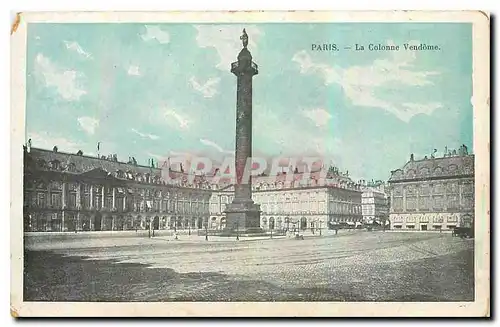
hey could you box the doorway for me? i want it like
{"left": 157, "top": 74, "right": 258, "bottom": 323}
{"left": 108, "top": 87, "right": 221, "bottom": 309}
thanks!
{"left": 94, "top": 213, "right": 102, "bottom": 231}
{"left": 300, "top": 217, "right": 307, "bottom": 230}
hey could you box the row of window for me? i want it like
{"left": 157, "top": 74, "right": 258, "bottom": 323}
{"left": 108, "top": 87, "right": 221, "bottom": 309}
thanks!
{"left": 24, "top": 191, "right": 210, "bottom": 213}
{"left": 24, "top": 214, "right": 213, "bottom": 232}
{"left": 392, "top": 215, "right": 460, "bottom": 223}
{"left": 213, "top": 192, "right": 358, "bottom": 204}
{"left": 25, "top": 182, "right": 208, "bottom": 202}
{"left": 392, "top": 181, "right": 474, "bottom": 196}
{"left": 392, "top": 194, "right": 474, "bottom": 212}
{"left": 208, "top": 201, "right": 361, "bottom": 215}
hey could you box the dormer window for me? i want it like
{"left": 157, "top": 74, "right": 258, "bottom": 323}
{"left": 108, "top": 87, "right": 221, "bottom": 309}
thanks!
{"left": 50, "top": 160, "right": 60, "bottom": 170}
{"left": 66, "top": 163, "right": 76, "bottom": 172}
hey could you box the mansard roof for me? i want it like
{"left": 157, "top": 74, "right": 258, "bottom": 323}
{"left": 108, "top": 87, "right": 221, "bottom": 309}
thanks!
{"left": 389, "top": 154, "right": 474, "bottom": 182}
{"left": 26, "top": 147, "right": 162, "bottom": 177}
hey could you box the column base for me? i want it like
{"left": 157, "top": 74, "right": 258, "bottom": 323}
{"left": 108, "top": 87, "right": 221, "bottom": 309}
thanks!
{"left": 224, "top": 200, "right": 262, "bottom": 234}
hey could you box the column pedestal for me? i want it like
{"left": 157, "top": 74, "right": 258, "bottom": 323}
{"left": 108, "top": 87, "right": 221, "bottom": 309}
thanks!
{"left": 224, "top": 201, "right": 263, "bottom": 235}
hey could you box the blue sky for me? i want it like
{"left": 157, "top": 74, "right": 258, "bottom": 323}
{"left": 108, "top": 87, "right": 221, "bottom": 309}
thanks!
{"left": 25, "top": 23, "right": 473, "bottom": 181}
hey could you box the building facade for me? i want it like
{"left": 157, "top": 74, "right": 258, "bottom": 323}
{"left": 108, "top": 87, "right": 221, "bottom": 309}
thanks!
{"left": 23, "top": 146, "right": 364, "bottom": 233}
{"left": 361, "top": 187, "right": 389, "bottom": 224}
{"left": 23, "top": 147, "right": 212, "bottom": 232}
{"left": 209, "top": 174, "right": 363, "bottom": 231}
{"left": 388, "top": 150, "right": 474, "bottom": 231}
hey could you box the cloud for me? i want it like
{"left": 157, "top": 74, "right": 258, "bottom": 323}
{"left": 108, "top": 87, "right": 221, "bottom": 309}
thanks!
{"left": 27, "top": 131, "right": 81, "bottom": 153}
{"left": 141, "top": 25, "right": 170, "bottom": 44}
{"left": 127, "top": 65, "right": 141, "bottom": 76}
{"left": 194, "top": 25, "right": 263, "bottom": 70}
{"left": 63, "top": 40, "right": 92, "bottom": 59}
{"left": 200, "top": 138, "right": 234, "bottom": 154}
{"left": 131, "top": 128, "right": 159, "bottom": 140}
{"left": 301, "top": 108, "right": 332, "bottom": 127}
{"left": 163, "top": 108, "right": 190, "bottom": 130}
{"left": 34, "top": 53, "right": 87, "bottom": 101}
{"left": 77, "top": 116, "right": 99, "bottom": 135}
{"left": 254, "top": 107, "right": 342, "bottom": 160}
{"left": 292, "top": 40, "right": 442, "bottom": 122}
{"left": 168, "top": 151, "right": 194, "bottom": 158}
{"left": 189, "top": 76, "right": 220, "bottom": 98}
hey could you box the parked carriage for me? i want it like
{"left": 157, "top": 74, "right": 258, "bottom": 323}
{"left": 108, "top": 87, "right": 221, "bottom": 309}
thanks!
{"left": 452, "top": 227, "right": 473, "bottom": 238}
{"left": 452, "top": 214, "right": 474, "bottom": 238}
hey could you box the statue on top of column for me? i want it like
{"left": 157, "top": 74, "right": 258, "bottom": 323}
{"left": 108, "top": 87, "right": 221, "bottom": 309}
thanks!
{"left": 240, "top": 28, "right": 249, "bottom": 48}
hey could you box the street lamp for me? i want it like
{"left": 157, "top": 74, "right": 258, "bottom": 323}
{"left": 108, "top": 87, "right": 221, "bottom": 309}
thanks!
{"left": 205, "top": 220, "right": 209, "bottom": 241}
{"left": 147, "top": 218, "right": 151, "bottom": 238}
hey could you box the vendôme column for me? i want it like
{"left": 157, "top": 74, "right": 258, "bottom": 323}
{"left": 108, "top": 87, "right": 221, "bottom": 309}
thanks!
{"left": 224, "top": 29, "right": 262, "bottom": 234}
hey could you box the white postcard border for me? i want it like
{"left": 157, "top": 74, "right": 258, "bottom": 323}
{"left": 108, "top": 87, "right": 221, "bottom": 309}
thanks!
{"left": 10, "top": 10, "right": 490, "bottom": 317}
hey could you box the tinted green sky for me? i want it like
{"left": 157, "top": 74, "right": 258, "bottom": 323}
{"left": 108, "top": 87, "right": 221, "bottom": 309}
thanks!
{"left": 26, "top": 23, "right": 473, "bottom": 180}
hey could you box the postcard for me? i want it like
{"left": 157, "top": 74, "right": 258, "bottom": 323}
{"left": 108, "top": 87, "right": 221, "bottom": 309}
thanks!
{"left": 11, "top": 11, "right": 490, "bottom": 317}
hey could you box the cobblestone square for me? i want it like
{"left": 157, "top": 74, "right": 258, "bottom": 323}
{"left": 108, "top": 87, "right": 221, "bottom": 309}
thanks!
{"left": 24, "top": 231, "right": 474, "bottom": 302}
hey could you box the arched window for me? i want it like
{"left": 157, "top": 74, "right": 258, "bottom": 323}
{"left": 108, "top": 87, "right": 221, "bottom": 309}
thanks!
{"left": 284, "top": 217, "right": 290, "bottom": 229}
{"left": 66, "top": 162, "right": 77, "bottom": 172}
{"left": 50, "top": 160, "right": 60, "bottom": 170}
{"left": 269, "top": 217, "right": 275, "bottom": 230}
{"left": 300, "top": 217, "right": 307, "bottom": 230}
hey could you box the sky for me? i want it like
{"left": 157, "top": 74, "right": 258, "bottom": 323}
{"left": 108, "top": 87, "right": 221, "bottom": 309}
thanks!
{"left": 25, "top": 23, "right": 473, "bottom": 181}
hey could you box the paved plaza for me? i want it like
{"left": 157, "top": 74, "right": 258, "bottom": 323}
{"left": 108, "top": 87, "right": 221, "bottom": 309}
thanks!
{"left": 24, "top": 231, "right": 474, "bottom": 302}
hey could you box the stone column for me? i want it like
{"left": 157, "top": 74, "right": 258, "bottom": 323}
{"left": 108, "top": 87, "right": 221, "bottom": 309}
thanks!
{"left": 402, "top": 187, "right": 406, "bottom": 212}
{"left": 101, "top": 186, "right": 105, "bottom": 209}
{"left": 224, "top": 29, "right": 262, "bottom": 233}
{"left": 62, "top": 182, "right": 67, "bottom": 209}
{"left": 90, "top": 185, "right": 94, "bottom": 209}
{"left": 76, "top": 212, "right": 80, "bottom": 231}
{"left": 61, "top": 211, "right": 65, "bottom": 232}
{"left": 76, "top": 183, "right": 82, "bottom": 209}
{"left": 112, "top": 187, "right": 116, "bottom": 210}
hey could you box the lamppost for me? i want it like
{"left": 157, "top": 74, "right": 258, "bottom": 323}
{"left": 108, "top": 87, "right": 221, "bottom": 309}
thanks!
{"left": 189, "top": 219, "right": 191, "bottom": 236}
{"left": 148, "top": 218, "right": 151, "bottom": 238}
{"left": 236, "top": 221, "right": 240, "bottom": 241}
{"left": 205, "top": 220, "right": 209, "bottom": 241}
